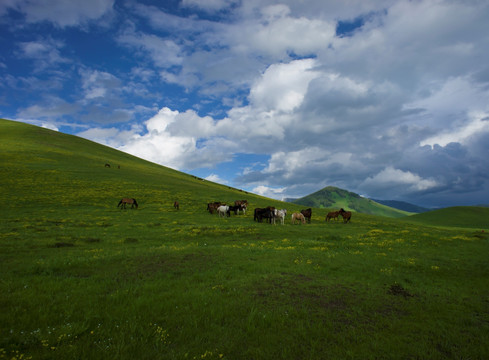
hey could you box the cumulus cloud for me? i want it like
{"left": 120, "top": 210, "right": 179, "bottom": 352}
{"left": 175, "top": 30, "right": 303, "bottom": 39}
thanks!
{"left": 205, "top": 173, "right": 229, "bottom": 184}
{"left": 362, "top": 167, "right": 439, "bottom": 194}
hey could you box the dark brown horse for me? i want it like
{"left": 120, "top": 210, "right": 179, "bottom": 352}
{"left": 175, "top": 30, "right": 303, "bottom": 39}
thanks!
{"left": 326, "top": 211, "right": 340, "bottom": 222}
{"left": 174, "top": 201, "right": 179, "bottom": 210}
{"left": 105, "top": 163, "right": 111, "bottom": 168}
{"left": 300, "top": 208, "right": 312, "bottom": 223}
{"left": 207, "top": 202, "right": 223, "bottom": 214}
{"left": 339, "top": 208, "right": 351, "bottom": 223}
{"left": 118, "top": 198, "right": 138, "bottom": 209}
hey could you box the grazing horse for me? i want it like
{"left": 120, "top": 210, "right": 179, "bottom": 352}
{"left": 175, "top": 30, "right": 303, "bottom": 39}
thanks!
{"left": 291, "top": 212, "right": 306, "bottom": 224}
{"left": 274, "top": 209, "right": 287, "bottom": 225}
{"left": 300, "top": 208, "right": 312, "bottom": 223}
{"left": 339, "top": 208, "right": 352, "bottom": 223}
{"left": 207, "top": 202, "right": 222, "bottom": 214}
{"left": 217, "top": 205, "right": 231, "bottom": 217}
{"left": 326, "top": 211, "right": 340, "bottom": 222}
{"left": 118, "top": 198, "right": 138, "bottom": 209}
{"left": 234, "top": 200, "right": 248, "bottom": 214}
{"left": 105, "top": 163, "right": 111, "bottom": 168}
{"left": 174, "top": 201, "right": 179, "bottom": 210}
{"left": 254, "top": 207, "right": 275, "bottom": 223}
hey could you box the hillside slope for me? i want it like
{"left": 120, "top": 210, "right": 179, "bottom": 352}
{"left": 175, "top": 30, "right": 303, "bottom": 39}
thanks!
{"left": 0, "top": 119, "right": 276, "bottom": 212}
{"left": 290, "top": 186, "right": 411, "bottom": 218}
{"left": 400, "top": 206, "right": 489, "bottom": 229}
{"left": 371, "top": 199, "right": 430, "bottom": 213}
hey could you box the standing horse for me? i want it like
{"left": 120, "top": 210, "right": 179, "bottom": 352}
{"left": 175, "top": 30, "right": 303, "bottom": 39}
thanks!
{"left": 274, "top": 209, "right": 287, "bottom": 225}
{"left": 339, "top": 208, "right": 352, "bottom": 223}
{"left": 254, "top": 207, "right": 275, "bottom": 223}
{"left": 217, "top": 205, "right": 231, "bottom": 217}
{"left": 326, "top": 211, "right": 340, "bottom": 222}
{"left": 291, "top": 212, "right": 306, "bottom": 224}
{"left": 300, "top": 208, "right": 312, "bottom": 223}
{"left": 174, "top": 201, "right": 179, "bottom": 210}
{"left": 118, "top": 198, "right": 138, "bottom": 209}
{"left": 207, "top": 202, "right": 222, "bottom": 214}
{"left": 105, "top": 163, "right": 111, "bottom": 168}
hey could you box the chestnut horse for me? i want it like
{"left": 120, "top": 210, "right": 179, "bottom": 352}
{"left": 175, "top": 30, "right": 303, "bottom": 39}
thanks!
{"left": 326, "top": 211, "right": 340, "bottom": 222}
{"left": 339, "top": 208, "right": 352, "bottom": 223}
{"left": 118, "top": 198, "right": 138, "bottom": 209}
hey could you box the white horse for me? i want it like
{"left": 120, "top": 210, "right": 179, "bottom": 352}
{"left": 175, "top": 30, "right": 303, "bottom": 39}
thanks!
{"left": 274, "top": 209, "right": 287, "bottom": 225}
{"left": 217, "top": 205, "right": 230, "bottom": 217}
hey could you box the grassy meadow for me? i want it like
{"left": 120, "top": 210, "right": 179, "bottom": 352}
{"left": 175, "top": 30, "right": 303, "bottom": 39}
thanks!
{"left": 1, "top": 119, "right": 489, "bottom": 359}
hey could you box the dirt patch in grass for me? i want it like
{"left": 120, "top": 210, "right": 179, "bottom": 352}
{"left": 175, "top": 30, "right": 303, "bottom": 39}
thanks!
{"left": 123, "top": 252, "right": 216, "bottom": 280}
{"left": 387, "top": 283, "right": 414, "bottom": 298}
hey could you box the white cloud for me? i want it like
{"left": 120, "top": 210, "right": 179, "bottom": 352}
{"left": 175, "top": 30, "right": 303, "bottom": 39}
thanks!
{"left": 251, "top": 185, "right": 286, "bottom": 200}
{"left": 249, "top": 58, "right": 319, "bottom": 112}
{"left": 362, "top": 167, "right": 439, "bottom": 193}
{"left": 80, "top": 69, "right": 121, "bottom": 100}
{"left": 421, "top": 111, "right": 489, "bottom": 147}
{"left": 205, "top": 173, "right": 228, "bottom": 184}
{"left": 117, "top": 29, "right": 183, "bottom": 68}
{"left": 4, "top": 0, "right": 114, "bottom": 27}
{"left": 17, "top": 38, "right": 69, "bottom": 70}
{"left": 181, "top": 0, "right": 237, "bottom": 13}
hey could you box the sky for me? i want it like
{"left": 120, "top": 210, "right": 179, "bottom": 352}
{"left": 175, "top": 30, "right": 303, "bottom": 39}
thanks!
{"left": 1, "top": 0, "right": 489, "bottom": 208}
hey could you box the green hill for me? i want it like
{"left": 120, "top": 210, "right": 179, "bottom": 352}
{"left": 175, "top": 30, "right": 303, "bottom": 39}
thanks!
{"left": 290, "top": 186, "right": 411, "bottom": 218}
{"left": 0, "top": 118, "right": 278, "bottom": 212}
{"left": 400, "top": 206, "right": 489, "bottom": 229}
{"left": 2, "top": 118, "right": 489, "bottom": 359}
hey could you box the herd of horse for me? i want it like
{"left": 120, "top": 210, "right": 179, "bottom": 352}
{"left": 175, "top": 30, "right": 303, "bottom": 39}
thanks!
{"left": 117, "top": 197, "right": 352, "bottom": 224}
{"left": 207, "top": 200, "right": 352, "bottom": 224}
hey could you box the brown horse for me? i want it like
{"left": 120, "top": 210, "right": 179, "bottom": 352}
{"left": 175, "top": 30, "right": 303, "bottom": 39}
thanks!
{"left": 105, "top": 163, "right": 111, "bottom": 168}
{"left": 326, "top": 211, "right": 340, "bottom": 222}
{"left": 174, "top": 201, "right": 179, "bottom": 210}
{"left": 207, "top": 202, "right": 223, "bottom": 214}
{"left": 339, "top": 208, "right": 351, "bottom": 223}
{"left": 291, "top": 212, "right": 306, "bottom": 224}
{"left": 300, "top": 208, "right": 312, "bottom": 223}
{"left": 118, "top": 198, "right": 138, "bottom": 209}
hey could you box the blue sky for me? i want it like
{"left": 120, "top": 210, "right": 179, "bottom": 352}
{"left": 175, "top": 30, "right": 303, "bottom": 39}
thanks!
{"left": 1, "top": 0, "right": 489, "bottom": 208}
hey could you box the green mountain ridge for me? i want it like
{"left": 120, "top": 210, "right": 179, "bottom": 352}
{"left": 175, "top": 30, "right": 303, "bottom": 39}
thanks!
{"left": 289, "top": 186, "right": 412, "bottom": 218}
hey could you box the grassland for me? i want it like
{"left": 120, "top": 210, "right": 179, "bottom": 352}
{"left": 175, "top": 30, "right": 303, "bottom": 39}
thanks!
{"left": 1, "top": 119, "right": 489, "bottom": 359}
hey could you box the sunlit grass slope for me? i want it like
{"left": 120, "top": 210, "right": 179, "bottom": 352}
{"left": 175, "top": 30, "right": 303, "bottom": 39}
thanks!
{"left": 0, "top": 118, "right": 272, "bottom": 212}
{"left": 1, "top": 118, "right": 489, "bottom": 360}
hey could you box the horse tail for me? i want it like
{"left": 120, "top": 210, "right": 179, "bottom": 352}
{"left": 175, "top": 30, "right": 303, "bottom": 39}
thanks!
{"left": 133, "top": 198, "right": 138, "bottom": 208}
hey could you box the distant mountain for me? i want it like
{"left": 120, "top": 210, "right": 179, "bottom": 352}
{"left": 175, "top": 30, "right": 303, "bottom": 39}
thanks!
{"left": 287, "top": 186, "right": 411, "bottom": 218}
{"left": 371, "top": 199, "right": 430, "bottom": 213}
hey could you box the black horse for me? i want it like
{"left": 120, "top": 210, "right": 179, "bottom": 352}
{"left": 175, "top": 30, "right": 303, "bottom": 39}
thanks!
{"left": 300, "top": 208, "right": 312, "bottom": 223}
{"left": 254, "top": 207, "right": 275, "bottom": 223}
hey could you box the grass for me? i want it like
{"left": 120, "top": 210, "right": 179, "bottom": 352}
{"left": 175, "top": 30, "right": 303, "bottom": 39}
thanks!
{"left": 1, "top": 119, "right": 489, "bottom": 359}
